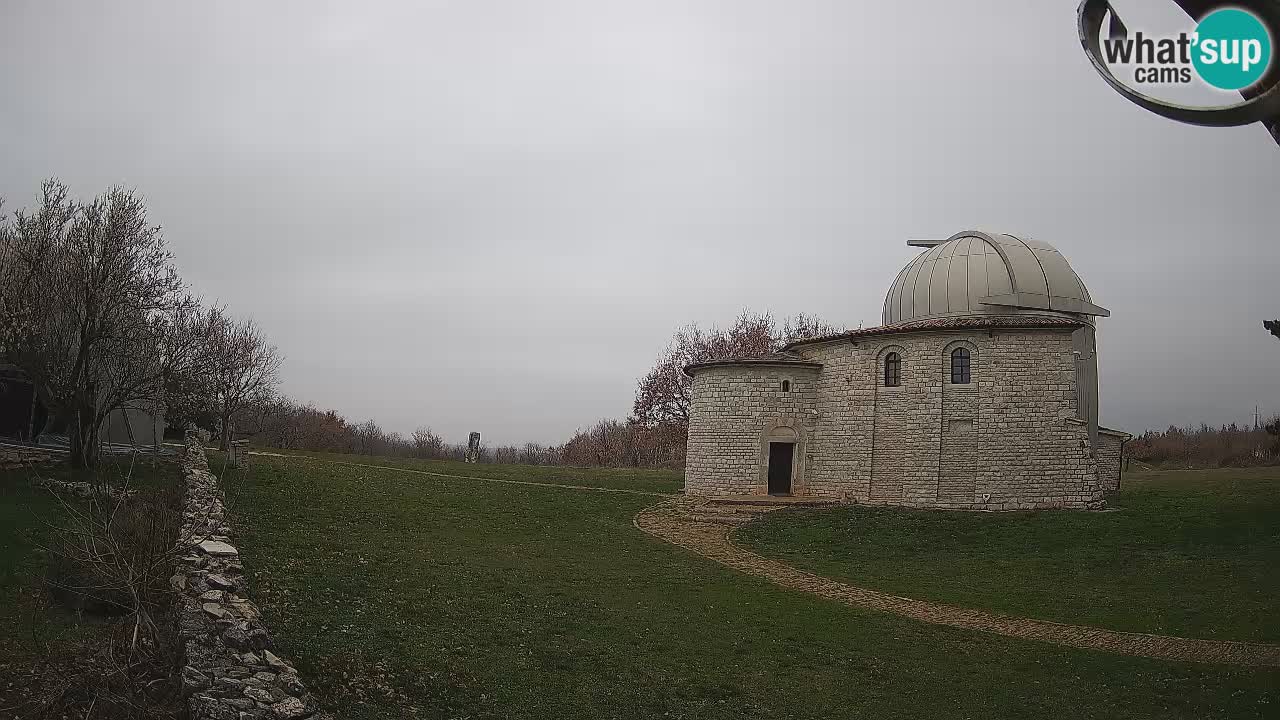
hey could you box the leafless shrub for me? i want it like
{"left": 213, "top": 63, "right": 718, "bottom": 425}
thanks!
{"left": 20, "top": 459, "right": 188, "bottom": 718}
{"left": 1127, "top": 420, "right": 1280, "bottom": 468}
{"left": 411, "top": 426, "right": 446, "bottom": 459}
{"left": 560, "top": 418, "right": 685, "bottom": 468}
{"left": 518, "top": 443, "right": 556, "bottom": 465}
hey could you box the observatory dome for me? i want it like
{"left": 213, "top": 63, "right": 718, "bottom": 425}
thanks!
{"left": 882, "top": 230, "right": 1108, "bottom": 326}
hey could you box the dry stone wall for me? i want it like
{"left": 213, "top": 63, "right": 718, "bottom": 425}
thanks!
{"left": 173, "top": 432, "right": 331, "bottom": 720}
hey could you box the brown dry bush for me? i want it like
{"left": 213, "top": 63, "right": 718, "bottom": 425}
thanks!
{"left": 1127, "top": 421, "right": 1280, "bottom": 469}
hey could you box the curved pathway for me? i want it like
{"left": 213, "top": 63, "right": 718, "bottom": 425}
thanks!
{"left": 259, "top": 452, "right": 1279, "bottom": 667}
{"left": 634, "top": 498, "right": 1280, "bottom": 668}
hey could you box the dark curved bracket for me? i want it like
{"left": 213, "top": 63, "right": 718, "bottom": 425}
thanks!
{"left": 1077, "top": 0, "right": 1280, "bottom": 143}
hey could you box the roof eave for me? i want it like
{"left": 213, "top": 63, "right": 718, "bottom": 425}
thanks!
{"left": 782, "top": 316, "right": 1087, "bottom": 352}
{"left": 683, "top": 359, "right": 824, "bottom": 378}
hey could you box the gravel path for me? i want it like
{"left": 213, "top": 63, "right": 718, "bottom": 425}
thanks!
{"left": 268, "top": 453, "right": 1280, "bottom": 667}
{"left": 634, "top": 499, "right": 1280, "bottom": 668}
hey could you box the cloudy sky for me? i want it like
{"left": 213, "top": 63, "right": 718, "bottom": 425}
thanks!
{"left": 2, "top": 0, "right": 1277, "bottom": 444}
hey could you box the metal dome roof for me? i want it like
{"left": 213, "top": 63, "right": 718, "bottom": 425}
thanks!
{"left": 882, "top": 230, "right": 1109, "bottom": 326}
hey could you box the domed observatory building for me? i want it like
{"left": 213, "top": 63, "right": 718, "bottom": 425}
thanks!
{"left": 684, "top": 231, "right": 1128, "bottom": 510}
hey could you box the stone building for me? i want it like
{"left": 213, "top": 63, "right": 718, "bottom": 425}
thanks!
{"left": 684, "top": 230, "right": 1129, "bottom": 510}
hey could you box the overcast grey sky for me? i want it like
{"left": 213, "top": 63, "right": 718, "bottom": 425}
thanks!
{"left": 2, "top": 0, "right": 1277, "bottom": 445}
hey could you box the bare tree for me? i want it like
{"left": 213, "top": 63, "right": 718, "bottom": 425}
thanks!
{"left": 412, "top": 425, "right": 445, "bottom": 458}
{"left": 0, "top": 183, "right": 77, "bottom": 352}
{"left": 206, "top": 310, "right": 282, "bottom": 451}
{"left": 245, "top": 397, "right": 351, "bottom": 452}
{"left": 632, "top": 310, "right": 841, "bottom": 429}
{"left": 4, "top": 182, "right": 210, "bottom": 467}
{"left": 519, "top": 442, "right": 549, "bottom": 465}
{"left": 781, "top": 312, "right": 841, "bottom": 345}
{"left": 354, "top": 419, "right": 383, "bottom": 455}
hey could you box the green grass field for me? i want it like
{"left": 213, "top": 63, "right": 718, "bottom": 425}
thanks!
{"left": 223, "top": 455, "right": 1279, "bottom": 720}
{"left": 737, "top": 467, "right": 1280, "bottom": 643}
{"left": 271, "top": 450, "right": 685, "bottom": 494}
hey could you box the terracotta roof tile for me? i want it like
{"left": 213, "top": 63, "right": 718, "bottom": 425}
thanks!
{"left": 783, "top": 315, "right": 1084, "bottom": 350}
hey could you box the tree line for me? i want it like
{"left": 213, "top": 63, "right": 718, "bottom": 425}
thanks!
{"left": 1127, "top": 421, "right": 1280, "bottom": 468}
{"left": 28, "top": 179, "right": 1269, "bottom": 472}
{"left": 0, "top": 180, "right": 283, "bottom": 468}
{"left": 1, "top": 180, "right": 839, "bottom": 470}
{"left": 227, "top": 310, "right": 838, "bottom": 469}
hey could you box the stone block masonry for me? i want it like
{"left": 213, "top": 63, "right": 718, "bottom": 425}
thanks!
{"left": 1096, "top": 428, "right": 1127, "bottom": 492}
{"left": 173, "top": 431, "right": 333, "bottom": 720}
{"left": 684, "top": 231, "right": 1124, "bottom": 511}
{"left": 685, "top": 364, "right": 820, "bottom": 497}
{"left": 686, "top": 328, "right": 1116, "bottom": 510}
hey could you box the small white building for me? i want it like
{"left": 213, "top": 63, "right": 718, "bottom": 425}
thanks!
{"left": 683, "top": 230, "right": 1127, "bottom": 510}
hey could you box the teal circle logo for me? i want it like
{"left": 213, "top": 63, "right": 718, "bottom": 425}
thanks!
{"left": 1192, "top": 8, "right": 1272, "bottom": 90}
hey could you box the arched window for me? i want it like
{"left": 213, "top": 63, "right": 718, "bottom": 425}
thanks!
{"left": 781, "top": 380, "right": 790, "bottom": 392}
{"left": 951, "top": 347, "right": 971, "bottom": 384}
{"left": 884, "top": 352, "right": 901, "bottom": 387}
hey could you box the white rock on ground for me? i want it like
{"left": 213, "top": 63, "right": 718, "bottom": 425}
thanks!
{"left": 197, "top": 539, "right": 239, "bottom": 556}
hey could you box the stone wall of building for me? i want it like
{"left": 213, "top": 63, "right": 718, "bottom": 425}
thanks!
{"left": 1096, "top": 429, "right": 1127, "bottom": 492}
{"left": 173, "top": 432, "right": 331, "bottom": 720}
{"left": 963, "top": 330, "right": 1100, "bottom": 510}
{"left": 939, "top": 347, "right": 981, "bottom": 505}
{"left": 684, "top": 364, "right": 819, "bottom": 496}
{"left": 686, "top": 327, "right": 1108, "bottom": 510}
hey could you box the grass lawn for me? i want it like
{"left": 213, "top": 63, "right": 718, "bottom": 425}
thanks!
{"left": 0, "top": 454, "right": 179, "bottom": 712}
{"left": 273, "top": 450, "right": 685, "bottom": 494}
{"left": 225, "top": 455, "right": 1278, "bottom": 720}
{"left": 737, "top": 467, "right": 1280, "bottom": 643}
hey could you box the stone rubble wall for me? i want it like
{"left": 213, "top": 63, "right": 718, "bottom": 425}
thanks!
{"left": 172, "top": 431, "right": 332, "bottom": 720}
{"left": 0, "top": 446, "right": 57, "bottom": 469}
{"left": 32, "top": 475, "right": 135, "bottom": 499}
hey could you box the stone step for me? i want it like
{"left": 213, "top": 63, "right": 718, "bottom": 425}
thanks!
{"left": 703, "top": 495, "right": 841, "bottom": 508}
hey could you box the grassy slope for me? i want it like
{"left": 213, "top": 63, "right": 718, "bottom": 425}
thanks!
{"left": 227, "top": 456, "right": 1277, "bottom": 720}
{"left": 737, "top": 467, "right": 1280, "bottom": 643}
{"left": 267, "top": 450, "right": 684, "bottom": 494}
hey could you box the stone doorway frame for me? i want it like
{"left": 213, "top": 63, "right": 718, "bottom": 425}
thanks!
{"left": 757, "top": 419, "right": 807, "bottom": 495}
